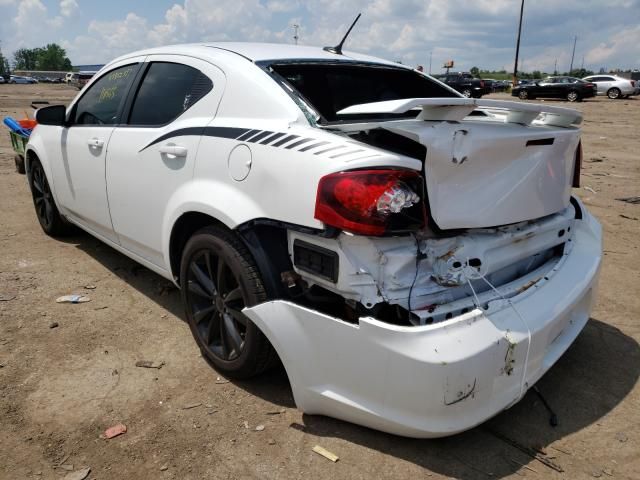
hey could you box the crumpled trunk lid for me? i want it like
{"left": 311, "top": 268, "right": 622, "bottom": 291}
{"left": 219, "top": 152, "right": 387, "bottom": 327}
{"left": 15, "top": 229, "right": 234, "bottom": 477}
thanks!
{"left": 383, "top": 119, "right": 581, "bottom": 229}
{"left": 335, "top": 97, "right": 582, "bottom": 230}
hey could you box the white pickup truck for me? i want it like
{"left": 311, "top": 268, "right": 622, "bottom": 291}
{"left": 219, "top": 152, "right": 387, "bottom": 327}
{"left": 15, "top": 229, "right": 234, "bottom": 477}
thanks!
{"left": 26, "top": 42, "right": 602, "bottom": 438}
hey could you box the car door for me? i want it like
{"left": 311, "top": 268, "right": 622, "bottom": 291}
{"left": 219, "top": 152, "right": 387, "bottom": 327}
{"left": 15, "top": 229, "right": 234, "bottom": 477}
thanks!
{"left": 598, "top": 76, "right": 615, "bottom": 94}
{"left": 106, "top": 56, "right": 225, "bottom": 268}
{"left": 51, "top": 59, "right": 144, "bottom": 242}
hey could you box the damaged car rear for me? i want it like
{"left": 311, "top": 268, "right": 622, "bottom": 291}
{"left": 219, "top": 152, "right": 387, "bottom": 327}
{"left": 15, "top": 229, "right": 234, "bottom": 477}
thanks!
{"left": 26, "top": 43, "right": 602, "bottom": 438}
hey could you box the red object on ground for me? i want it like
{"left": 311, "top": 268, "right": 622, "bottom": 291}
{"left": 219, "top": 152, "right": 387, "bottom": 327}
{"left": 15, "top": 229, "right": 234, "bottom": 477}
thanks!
{"left": 104, "top": 423, "right": 127, "bottom": 439}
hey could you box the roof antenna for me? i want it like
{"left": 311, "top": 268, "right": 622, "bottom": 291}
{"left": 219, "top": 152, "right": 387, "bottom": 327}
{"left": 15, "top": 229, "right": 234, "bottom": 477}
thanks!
{"left": 323, "top": 13, "right": 361, "bottom": 55}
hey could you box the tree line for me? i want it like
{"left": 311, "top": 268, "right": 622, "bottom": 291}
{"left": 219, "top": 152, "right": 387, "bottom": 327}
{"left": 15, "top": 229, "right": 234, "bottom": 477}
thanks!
{"left": 0, "top": 43, "right": 72, "bottom": 76}
{"left": 469, "top": 66, "right": 595, "bottom": 80}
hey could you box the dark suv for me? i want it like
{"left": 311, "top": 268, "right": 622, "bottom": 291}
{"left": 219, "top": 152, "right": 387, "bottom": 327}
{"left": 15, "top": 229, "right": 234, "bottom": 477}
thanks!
{"left": 434, "top": 72, "right": 491, "bottom": 98}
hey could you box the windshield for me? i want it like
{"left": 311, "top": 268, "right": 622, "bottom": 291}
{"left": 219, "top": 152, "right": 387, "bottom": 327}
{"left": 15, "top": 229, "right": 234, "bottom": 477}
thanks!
{"left": 268, "top": 62, "right": 456, "bottom": 123}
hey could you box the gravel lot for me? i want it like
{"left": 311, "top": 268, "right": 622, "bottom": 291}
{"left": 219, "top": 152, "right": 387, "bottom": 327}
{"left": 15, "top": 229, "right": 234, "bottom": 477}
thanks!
{"left": 1, "top": 84, "right": 639, "bottom": 479}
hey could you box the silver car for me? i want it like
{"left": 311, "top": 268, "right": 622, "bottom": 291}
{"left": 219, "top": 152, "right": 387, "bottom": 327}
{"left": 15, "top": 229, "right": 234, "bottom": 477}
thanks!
{"left": 582, "top": 74, "right": 636, "bottom": 99}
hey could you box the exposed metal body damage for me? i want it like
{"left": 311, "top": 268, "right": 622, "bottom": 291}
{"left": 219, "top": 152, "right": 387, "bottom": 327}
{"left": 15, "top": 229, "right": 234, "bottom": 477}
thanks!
{"left": 244, "top": 198, "right": 602, "bottom": 437}
{"left": 288, "top": 204, "right": 576, "bottom": 325}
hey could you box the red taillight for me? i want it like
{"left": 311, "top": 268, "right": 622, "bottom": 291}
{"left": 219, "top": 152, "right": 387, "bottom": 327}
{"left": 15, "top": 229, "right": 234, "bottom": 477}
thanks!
{"left": 315, "top": 169, "right": 426, "bottom": 235}
{"left": 572, "top": 141, "right": 582, "bottom": 188}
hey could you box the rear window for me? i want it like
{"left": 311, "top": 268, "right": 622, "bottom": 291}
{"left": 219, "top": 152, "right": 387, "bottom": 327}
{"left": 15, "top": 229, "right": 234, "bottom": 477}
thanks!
{"left": 269, "top": 62, "right": 455, "bottom": 123}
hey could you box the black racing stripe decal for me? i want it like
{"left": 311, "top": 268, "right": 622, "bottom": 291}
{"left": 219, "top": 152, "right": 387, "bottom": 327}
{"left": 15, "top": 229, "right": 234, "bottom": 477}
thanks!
{"left": 237, "top": 129, "right": 261, "bottom": 141}
{"left": 140, "top": 127, "right": 204, "bottom": 152}
{"left": 139, "top": 127, "right": 249, "bottom": 152}
{"left": 138, "top": 127, "right": 356, "bottom": 159}
{"left": 285, "top": 138, "right": 314, "bottom": 149}
{"left": 272, "top": 134, "right": 300, "bottom": 147}
{"left": 314, "top": 145, "right": 346, "bottom": 155}
{"left": 298, "top": 141, "right": 330, "bottom": 152}
{"left": 246, "top": 131, "right": 274, "bottom": 143}
{"left": 259, "top": 132, "right": 286, "bottom": 144}
{"left": 203, "top": 127, "right": 250, "bottom": 139}
{"left": 330, "top": 149, "right": 365, "bottom": 159}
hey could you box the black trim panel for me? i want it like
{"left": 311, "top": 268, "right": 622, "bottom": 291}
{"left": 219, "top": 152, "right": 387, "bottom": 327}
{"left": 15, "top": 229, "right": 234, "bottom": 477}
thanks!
{"left": 526, "top": 138, "right": 555, "bottom": 146}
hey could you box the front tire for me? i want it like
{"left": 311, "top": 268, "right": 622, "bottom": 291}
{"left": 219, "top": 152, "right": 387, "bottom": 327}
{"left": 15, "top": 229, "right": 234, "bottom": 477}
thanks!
{"left": 28, "top": 158, "right": 74, "bottom": 236}
{"left": 518, "top": 90, "right": 529, "bottom": 100}
{"left": 567, "top": 90, "right": 580, "bottom": 102}
{"left": 180, "top": 226, "right": 276, "bottom": 379}
{"left": 607, "top": 87, "right": 621, "bottom": 99}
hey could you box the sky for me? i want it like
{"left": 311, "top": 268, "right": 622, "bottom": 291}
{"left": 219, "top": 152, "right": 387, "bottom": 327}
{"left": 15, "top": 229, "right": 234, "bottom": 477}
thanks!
{"left": 0, "top": 0, "right": 638, "bottom": 73}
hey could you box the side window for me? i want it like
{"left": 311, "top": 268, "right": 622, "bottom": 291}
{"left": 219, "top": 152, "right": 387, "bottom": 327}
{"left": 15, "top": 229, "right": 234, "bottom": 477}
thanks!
{"left": 128, "top": 62, "right": 213, "bottom": 126}
{"left": 72, "top": 64, "right": 138, "bottom": 125}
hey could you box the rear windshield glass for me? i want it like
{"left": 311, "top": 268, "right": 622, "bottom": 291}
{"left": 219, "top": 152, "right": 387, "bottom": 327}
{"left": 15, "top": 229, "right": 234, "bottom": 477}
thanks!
{"left": 269, "top": 62, "right": 456, "bottom": 123}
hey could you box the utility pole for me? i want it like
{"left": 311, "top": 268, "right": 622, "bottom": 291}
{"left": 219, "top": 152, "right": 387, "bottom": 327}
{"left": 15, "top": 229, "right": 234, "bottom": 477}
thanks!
{"left": 554, "top": 58, "right": 558, "bottom": 75}
{"left": 293, "top": 24, "right": 299, "bottom": 45}
{"left": 429, "top": 51, "right": 432, "bottom": 75}
{"left": 569, "top": 35, "right": 577, "bottom": 74}
{"left": 512, "top": 0, "right": 525, "bottom": 86}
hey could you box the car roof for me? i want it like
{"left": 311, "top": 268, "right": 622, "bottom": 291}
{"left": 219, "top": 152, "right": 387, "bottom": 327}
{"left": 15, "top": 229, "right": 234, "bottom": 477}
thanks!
{"left": 109, "top": 42, "right": 404, "bottom": 69}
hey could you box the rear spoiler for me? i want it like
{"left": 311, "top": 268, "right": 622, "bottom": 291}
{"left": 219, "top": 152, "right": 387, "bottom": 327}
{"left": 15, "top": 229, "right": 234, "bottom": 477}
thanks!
{"left": 335, "top": 97, "right": 582, "bottom": 128}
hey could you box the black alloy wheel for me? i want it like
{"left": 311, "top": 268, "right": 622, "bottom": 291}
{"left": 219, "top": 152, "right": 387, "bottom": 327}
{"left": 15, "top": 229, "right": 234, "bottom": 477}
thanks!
{"left": 28, "top": 158, "right": 73, "bottom": 236}
{"left": 180, "top": 226, "right": 276, "bottom": 378}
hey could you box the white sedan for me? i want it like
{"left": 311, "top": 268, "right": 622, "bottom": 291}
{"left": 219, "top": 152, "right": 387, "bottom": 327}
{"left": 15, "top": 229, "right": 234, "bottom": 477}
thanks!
{"left": 26, "top": 42, "right": 601, "bottom": 438}
{"left": 582, "top": 74, "right": 637, "bottom": 99}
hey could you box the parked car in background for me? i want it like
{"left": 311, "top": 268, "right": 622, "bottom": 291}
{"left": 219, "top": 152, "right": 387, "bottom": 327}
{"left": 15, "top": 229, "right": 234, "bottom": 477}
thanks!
{"left": 0, "top": 76, "right": 5, "bottom": 84}
{"left": 69, "top": 71, "right": 96, "bottom": 90}
{"left": 26, "top": 42, "right": 600, "bottom": 438}
{"left": 9, "top": 75, "right": 37, "bottom": 84}
{"left": 511, "top": 76, "right": 596, "bottom": 102}
{"left": 492, "top": 79, "right": 512, "bottom": 92}
{"left": 582, "top": 74, "right": 636, "bottom": 99}
{"left": 64, "top": 72, "right": 75, "bottom": 83}
{"left": 433, "top": 72, "right": 491, "bottom": 98}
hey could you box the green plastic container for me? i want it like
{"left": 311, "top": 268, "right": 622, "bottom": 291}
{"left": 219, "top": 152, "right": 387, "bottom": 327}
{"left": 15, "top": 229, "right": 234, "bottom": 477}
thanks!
{"left": 9, "top": 131, "right": 28, "bottom": 174}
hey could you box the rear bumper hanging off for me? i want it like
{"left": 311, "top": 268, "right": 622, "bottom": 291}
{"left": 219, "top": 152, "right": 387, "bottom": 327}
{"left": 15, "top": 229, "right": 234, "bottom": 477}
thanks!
{"left": 243, "top": 206, "right": 602, "bottom": 438}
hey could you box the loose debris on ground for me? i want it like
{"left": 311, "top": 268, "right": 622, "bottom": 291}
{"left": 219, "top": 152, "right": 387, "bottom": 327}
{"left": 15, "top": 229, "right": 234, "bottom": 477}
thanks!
{"left": 102, "top": 424, "right": 127, "bottom": 439}
{"left": 312, "top": 446, "right": 339, "bottom": 463}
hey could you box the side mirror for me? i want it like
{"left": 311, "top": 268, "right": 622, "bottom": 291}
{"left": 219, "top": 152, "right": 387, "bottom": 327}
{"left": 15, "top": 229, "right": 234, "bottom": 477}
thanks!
{"left": 35, "top": 105, "right": 66, "bottom": 126}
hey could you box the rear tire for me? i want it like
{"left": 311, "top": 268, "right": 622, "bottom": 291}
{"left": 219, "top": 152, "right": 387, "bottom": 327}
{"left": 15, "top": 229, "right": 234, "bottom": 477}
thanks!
{"left": 180, "top": 225, "right": 277, "bottom": 379}
{"left": 518, "top": 90, "right": 529, "bottom": 100}
{"left": 461, "top": 88, "right": 472, "bottom": 98}
{"left": 28, "top": 158, "right": 75, "bottom": 236}
{"left": 607, "top": 87, "right": 621, "bottom": 99}
{"left": 567, "top": 90, "right": 580, "bottom": 102}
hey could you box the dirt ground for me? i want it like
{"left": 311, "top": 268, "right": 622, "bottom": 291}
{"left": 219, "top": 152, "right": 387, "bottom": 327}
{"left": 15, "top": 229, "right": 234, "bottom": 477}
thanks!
{"left": 0, "top": 83, "right": 638, "bottom": 480}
